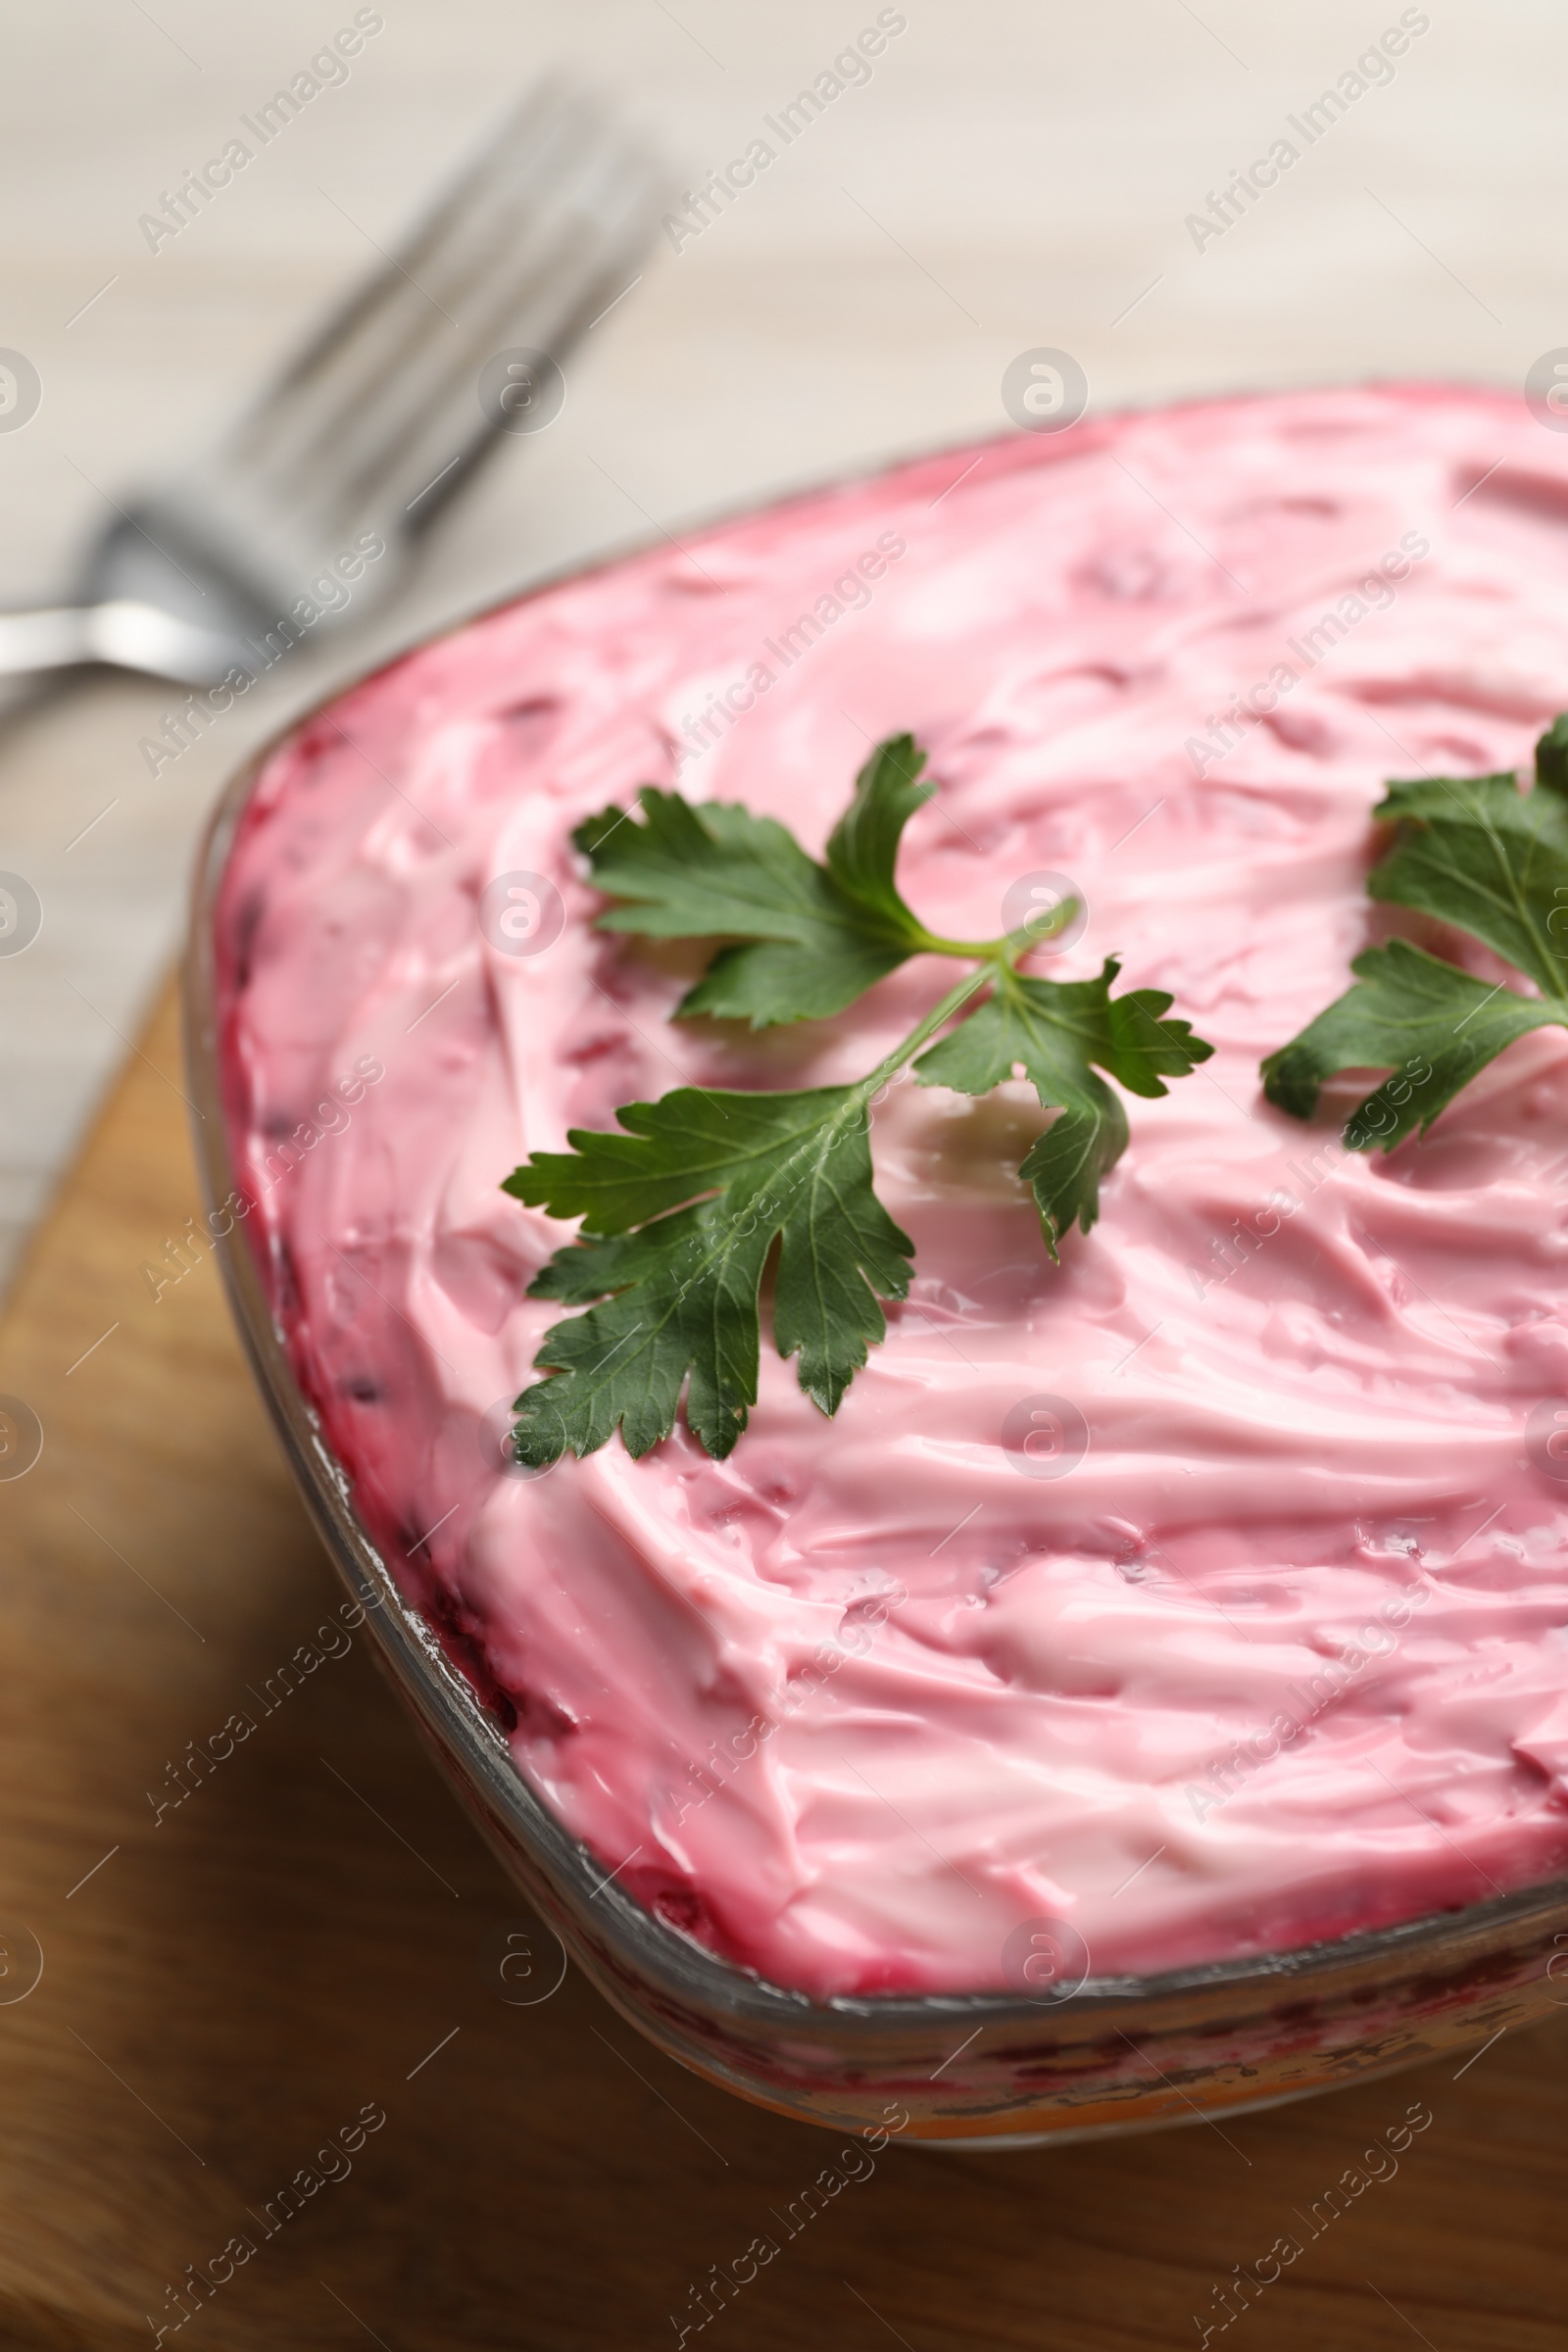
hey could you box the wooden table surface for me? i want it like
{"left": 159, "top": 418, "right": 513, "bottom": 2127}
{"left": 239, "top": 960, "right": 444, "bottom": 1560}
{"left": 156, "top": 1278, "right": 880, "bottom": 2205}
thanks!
{"left": 0, "top": 975, "right": 1563, "bottom": 2351}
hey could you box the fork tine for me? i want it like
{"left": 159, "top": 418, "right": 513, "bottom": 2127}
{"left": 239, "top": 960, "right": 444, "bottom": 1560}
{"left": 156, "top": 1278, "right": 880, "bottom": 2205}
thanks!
{"left": 160, "top": 82, "right": 664, "bottom": 605}
{"left": 229, "top": 81, "right": 602, "bottom": 466}
{"left": 329, "top": 169, "right": 657, "bottom": 536}
{"left": 230, "top": 85, "right": 658, "bottom": 502}
{"left": 242, "top": 78, "right": 578, "bottom": 415}
{"left": 268, "top": 127, "right": 660, "bottom": 527}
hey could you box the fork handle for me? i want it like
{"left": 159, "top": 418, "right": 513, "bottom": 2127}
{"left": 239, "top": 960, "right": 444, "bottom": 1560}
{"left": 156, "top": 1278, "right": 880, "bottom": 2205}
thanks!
{"left": 0, "top": 607, "right": 100, "bottom": 675}
{"left": 0, "top": 601, "right": 237, "bottom": 686}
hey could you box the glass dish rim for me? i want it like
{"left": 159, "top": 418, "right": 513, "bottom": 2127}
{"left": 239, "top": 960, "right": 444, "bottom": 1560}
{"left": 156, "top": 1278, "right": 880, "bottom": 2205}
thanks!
{"left": 180, "top": 407, "right": 1568, "bottom": 2046}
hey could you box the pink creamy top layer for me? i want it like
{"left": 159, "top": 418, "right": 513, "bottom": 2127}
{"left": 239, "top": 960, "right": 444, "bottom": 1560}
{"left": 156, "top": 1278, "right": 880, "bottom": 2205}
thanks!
{"left": 219, "top": 386, "right": 1568, "bottom": 1997}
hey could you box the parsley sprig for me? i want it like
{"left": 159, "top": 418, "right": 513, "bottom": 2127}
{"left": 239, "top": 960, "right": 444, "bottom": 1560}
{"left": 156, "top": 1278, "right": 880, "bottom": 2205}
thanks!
{"left": 1262, "top": 715, "right": 1568, "bottom": 1151}
{"left": 504, "top": 736, "right": 1213, "bottom": 1464}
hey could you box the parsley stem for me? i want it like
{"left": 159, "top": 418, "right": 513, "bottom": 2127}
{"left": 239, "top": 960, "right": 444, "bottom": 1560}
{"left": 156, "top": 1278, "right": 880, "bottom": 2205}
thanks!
{"left": 858, "top": 963, "right": 998, "bottom": 1096}
{"left": 859, "top": 906, "right": 1084, "bottom": 1099}
{"left": 911, "top": 895, "right": 1079, "bottom": 965}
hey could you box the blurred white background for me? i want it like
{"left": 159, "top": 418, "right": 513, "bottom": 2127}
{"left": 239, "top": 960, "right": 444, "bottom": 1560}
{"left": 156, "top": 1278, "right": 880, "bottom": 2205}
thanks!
{"left": 0, "top": 0, "right": 1561, "bottom": 1287}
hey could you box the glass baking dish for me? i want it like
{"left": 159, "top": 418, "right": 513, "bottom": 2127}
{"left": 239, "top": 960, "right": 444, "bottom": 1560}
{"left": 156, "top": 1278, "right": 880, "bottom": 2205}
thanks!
{"left": 182, "top": 481, "right": 1568, "bottom": 2148}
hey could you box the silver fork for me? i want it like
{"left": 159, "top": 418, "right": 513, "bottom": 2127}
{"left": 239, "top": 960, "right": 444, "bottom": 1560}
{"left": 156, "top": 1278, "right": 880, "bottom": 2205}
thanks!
{"left": 0, "top": 81, "right": 664, "bottom": 688}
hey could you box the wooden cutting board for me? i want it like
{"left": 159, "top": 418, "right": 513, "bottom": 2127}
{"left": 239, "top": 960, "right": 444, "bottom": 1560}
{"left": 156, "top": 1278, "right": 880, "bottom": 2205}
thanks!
{"left": 1, "top": 978, "right": 1564, "bottom": 2352}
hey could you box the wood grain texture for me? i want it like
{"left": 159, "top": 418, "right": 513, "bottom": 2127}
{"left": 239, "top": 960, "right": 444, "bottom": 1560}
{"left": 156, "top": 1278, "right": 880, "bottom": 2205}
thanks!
{"left": 0, "top": 976, "right": 1564, "bottom": 2352}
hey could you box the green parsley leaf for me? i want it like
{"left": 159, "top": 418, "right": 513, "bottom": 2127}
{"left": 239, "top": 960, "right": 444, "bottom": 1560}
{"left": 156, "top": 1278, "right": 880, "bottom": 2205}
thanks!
{"left": 503, "top": 1082, "right": 912, "bottom": 1462}
{"left": 1367, "top": 768, "right": 1568, "bottom": 1001}
{"left": 818, "top": 731, "right": 935, "bottom": 933}
{"left": 1260, "top": 938, "right": 1558, "bottom": 1151}
{"left": 1262, "top": 715, "right": 1568, "bottom": 1151}
{"left": 913, "top": 957, "right": 1214, "bottom": 1254}
{"left": 572, "top": 734, "right": 935, "bottom": 1027}
{"left": 1534, "top": 710, "right": 1568, "bottom": 796}
{"left": 507, "top": 736, "right": 1216, "bottom": 1462}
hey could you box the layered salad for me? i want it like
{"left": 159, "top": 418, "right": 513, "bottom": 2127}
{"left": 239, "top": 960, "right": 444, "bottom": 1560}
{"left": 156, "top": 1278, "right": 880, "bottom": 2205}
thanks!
{"left": 217, "top": 385, "right": 1568, "bottom": 1997}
